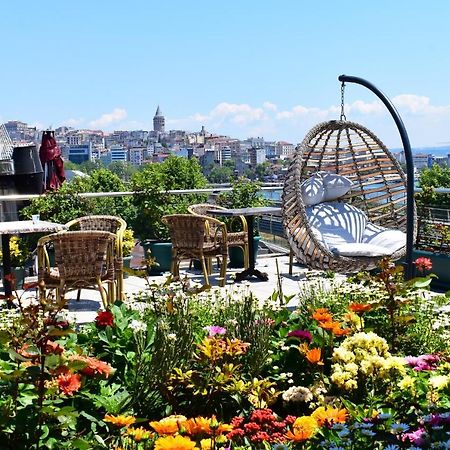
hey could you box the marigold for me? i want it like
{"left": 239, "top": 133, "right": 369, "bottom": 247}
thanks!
{"left": 312, "top": 308, "right": 332, "bottom": 323}
{"left": 286, "top": 415, "right": 318, "bottom": 441}
{"left": 311, "top": 406, "right": 348, "bottom": 426}
{"left": 349, "top": 303, "right": 372, "bottom": 313}
{"left": 125, "top": 426, "right": 153, "bottom": 442}
{"left": 306, "top": 348, "right": 323, "bottom": 365}
{"left": 318, "top": 320, "right": 341, "bottom": 331}
{"left": 154, "top": 435, "right": 196, "bottom": 450}
{"left": 183, "top": 416, "right": 232, "bottom": 436}
{"left": 57, "top": 373, "right": 81, "bottom": 396}
{"left": 104, "top": 414, "right": 136, "bottom": 428}
{"left": 150, "top": 415, "right": 187, "bottom": 435}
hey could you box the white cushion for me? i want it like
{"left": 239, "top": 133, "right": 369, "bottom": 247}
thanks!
{"left": 363, "top": 228, "right": 406, "bottom": 254}
{"left": 320, "top": 172, "right": 353, "bottom": 202}
{"left": 301, "top": 173, "right": 325, "bottom": 206}
{"left": 306, "top": 201, "right": 368, "bottom": 246}
{"left": 330, "top": 242, "right": 395, "bottom": 257}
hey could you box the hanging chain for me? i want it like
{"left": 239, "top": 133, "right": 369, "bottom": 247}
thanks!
{"left": 340, "top": 82, "right": 347, "bottom": 121}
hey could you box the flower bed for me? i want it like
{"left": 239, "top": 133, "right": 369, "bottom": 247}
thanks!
{"left": 0, "top": 258, "right": 449, "bottom": 449}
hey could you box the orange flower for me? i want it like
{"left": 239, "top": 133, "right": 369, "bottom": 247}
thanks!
{"left": 318, "top": 320, "right": 341, "bottom": 331}
{"left": 312, "top": 308, "right": 333, "bottom": 323}
{"left": 183, "top": 416, "right": 232, "bottom": 436}
{"left": 57, "top": 373, "right": 81, "bottom": 396}
{"left": 70, "top": 355, "right": 114, "bottom": 378}
{"left": 154, "top": 435, "right": 196, "bottom": 450}
{"left": 349, "top": 303, "right": 372, "bottom": 313}
{"left": 104, "top": 414, "right": 136, "bottom": 428}
{"left": 331, "top": 325, "right": 350, "bottom": 336}
{"left": 150, "top": 415, "right": 187, "bottom": 435}
{"left": 312, "top": 406, "right": 348, "bottom": 426}
{"left": 125, "top": 426, "right": 153, "bottom": 442}
{"left": 285, "top": 416, "right": 318, "bottom": 441}
{"left": 305, "top": 348, "right": 323, "bottom": 365}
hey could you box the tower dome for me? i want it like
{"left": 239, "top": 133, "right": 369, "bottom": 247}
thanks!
{"left": 153, "top": 106, "right": 165, "bottom": 133}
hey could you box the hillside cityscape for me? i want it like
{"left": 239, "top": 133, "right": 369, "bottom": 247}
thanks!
{"left": 3, "top": 106, "right": 450, "bottom": 182}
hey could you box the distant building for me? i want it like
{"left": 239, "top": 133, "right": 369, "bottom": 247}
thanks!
{"left": 249, "top": 147, "right": 266, "bottom": 166}
{"left": 276, "top": 141, "right": 295, "bottom": 159}
{"left": 129, "top": 147, "right": 146, "bottom": 166}
{"left": 413, "top": 153, "right": 432, "bottom": 170}
{"left": 153, "top": 106, "right": 165, "bottom": 133}
{"left": 68, "top": 143, "right": 92, "bottom": 164}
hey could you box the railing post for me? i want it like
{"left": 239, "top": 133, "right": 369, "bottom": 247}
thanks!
{"left": 338, "top": 75, "right": 415, "bottom": 280}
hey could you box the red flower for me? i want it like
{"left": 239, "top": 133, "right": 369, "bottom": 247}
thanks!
{"left": 57, "top": 373, "right": 81, "bottom": 395}
{"left": 69, "top": 355, "right": 114, "bottom": 378}
{"left": 95, "top": 310, "right": 114, "bottom": 327}
{"left": 414, "top": 257, "right": 432, "bottom": 273}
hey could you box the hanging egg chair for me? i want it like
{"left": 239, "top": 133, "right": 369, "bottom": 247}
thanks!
{"left": 282, "top": 116, "right": 416, "bottom": 273}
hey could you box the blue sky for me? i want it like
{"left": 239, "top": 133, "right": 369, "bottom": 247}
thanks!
{"left": 1, "top": 0, "right": 450, "bottom": 147}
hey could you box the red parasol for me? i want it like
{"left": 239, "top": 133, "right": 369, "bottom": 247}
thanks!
{"left": 39, "top": 130, "right": 66, "bottom": 191}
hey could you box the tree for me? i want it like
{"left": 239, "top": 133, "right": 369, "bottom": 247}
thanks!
{"left": 208, "top": 165, "right": 234, "bottom": 183}
{"left": 416, "top": 164, "right": 450, "bottom": 206}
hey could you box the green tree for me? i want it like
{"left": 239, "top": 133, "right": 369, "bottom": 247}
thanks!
{"left": 208, "top": 165, "right": 234, "bottom": 183}
{"left": 108, "top": 161, "right": 137, "bottom": 182}
{"left": 131, "top": 156, "right": 208, "bottom": 240}
{"left": 416, "top": 164, "right": 450, "bottom": 206}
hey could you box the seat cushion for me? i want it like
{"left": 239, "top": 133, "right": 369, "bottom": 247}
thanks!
{"left": 320, "top": 172, "right": 353, "bottom": 202}
{"left": 306, "top": 201, "right": 368, "bottom": 249}
{"left": 362, "top": 227, "right": 406, "bottom": 254}
{"left": 330, "top": 242, "right": 396, "bottom": 257}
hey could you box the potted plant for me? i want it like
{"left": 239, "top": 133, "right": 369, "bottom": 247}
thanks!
{"left": 216, "top": 177, "right": 270, "bottom": 268}
{"left": 131, "top": 156, "right": 208, "bottom": 273}
{"left": 0, "top": 236, "right": 30, "bottom": 289}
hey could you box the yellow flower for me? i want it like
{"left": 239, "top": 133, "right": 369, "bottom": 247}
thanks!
{"left": 125, "top": 426, "right": 153, "bottom": 442}
{"left": 429, "top": 375, "right": 449, "bottom": 390}
{"left": 306, "top": 348, "right": 323, "bottom": 365}
{"left": 154, "top": 435, "right": 196, "bottom": 450}
{"left": 398, "top": 375, "right": 415, "bottom": 390}
{"left": 150, "top": 415, "right": 187, "bottom": 435}
{"left": 104, "top": 414, "right": 136, "bottom": 428}
{"left": 285, "top": 415, "right": 319, "bottom": 441}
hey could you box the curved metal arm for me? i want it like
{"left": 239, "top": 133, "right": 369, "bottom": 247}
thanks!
{"left": 338, "top": 75, "right": 415, "bottom": 280}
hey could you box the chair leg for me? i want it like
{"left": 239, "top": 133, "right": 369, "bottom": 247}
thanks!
{"left": 219, "top": 253, "right": 227, "bottom": 287}
{"left": 97, "top": 277, "right": 108, "bottom": 309}
{"left": 200, "top": 256, "right": 210, "bottom": 287}
{"left": 243, "top": 244, "right": 249, "bottom": 269}
{"left": 289, "top": 248, "right": 294, "bottom": 275}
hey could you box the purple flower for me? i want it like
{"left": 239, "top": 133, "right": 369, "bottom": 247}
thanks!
{"left": 287, "top": 329, "right": 312, "bottom": 342}
{"left": 405, "top": 354, "right": 440, "bottom": 371}
{"left": 204, "top": 325, "right": 227, "bottom": 337}
{"left": 401, "top": 427, "right": 427, "bottom": 446}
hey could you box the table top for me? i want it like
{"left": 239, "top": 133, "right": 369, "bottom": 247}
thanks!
{"left": 0, "top": 220, "right": 66, "bottom": 235}
{"left": 207, "top": 206, "right": 282, "bottom": 217}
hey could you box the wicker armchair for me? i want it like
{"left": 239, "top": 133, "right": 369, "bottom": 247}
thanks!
{"left": 187, "top": 203, "right": 249, "bottom": 269}
{"left": 65, "top": 215, "right": 127, "bottom": 301}
{"left": 162, "top": 214, "right": 228, "bottom": 287}
{"left": 37, "top": 231, "right": 116, "bottom": 308}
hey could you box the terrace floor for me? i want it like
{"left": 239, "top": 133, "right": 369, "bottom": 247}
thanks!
{"left": 4, "top": 252, "right": 348, "bottom": 324}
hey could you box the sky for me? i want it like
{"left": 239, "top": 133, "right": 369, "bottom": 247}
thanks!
{"left": 1, "top": 0, "right": 450, "bottom": 148}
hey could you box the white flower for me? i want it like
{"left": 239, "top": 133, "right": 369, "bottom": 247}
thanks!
{"left": 167, "top": 333, "right": 177, "bottom": 341}
{"left": 282, "top": 386, "right": 313, "bottom": 403}
{"left": 129, "top": 319, "right": 147, "bottom": 332}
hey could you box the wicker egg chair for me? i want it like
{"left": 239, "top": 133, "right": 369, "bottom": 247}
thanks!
{"left": 282, "top": 119, "right": 416, "bottom": 273}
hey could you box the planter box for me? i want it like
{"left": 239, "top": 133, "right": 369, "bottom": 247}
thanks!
{"left": 141, "top": 241, "right": 172, "bottom": 275}
{"left": 229, "top": 236, "right": 260, "bottom": 269}
{"left": 412, "top": 249, "right": 450, "bottom": 291}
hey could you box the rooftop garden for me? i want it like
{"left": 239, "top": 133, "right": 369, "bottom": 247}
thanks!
{"left": 0, "top": 256, "right": 449, "bottom": 449}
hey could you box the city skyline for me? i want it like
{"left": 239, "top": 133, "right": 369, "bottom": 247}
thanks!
{"left": 2, "top": 1, "right": 450, "bottom": 148}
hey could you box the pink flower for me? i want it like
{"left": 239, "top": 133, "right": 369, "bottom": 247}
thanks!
{"left": 287, "top": 329, "right": 312, "bottom": 342}
{"left": 405, "top": 354, "right": 439, "bottom": 371}
{"left": 204, "top": 325, "right": 226, "bottom": 337}
{"left": 414, "top": 257, "right": 432, "bottom": 273}
{"left": 401, "top": 427, "right": 427, "bottom": 446}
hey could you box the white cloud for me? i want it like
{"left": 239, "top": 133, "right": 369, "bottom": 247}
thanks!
{"left": 89, "top": 108, "right": 127, "bottom": 128}
{"left": 263, "top": 101, "right": 278, "bottom": 111}
{"left": 393, "top": 94, "right": 450, "bottom": 115}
